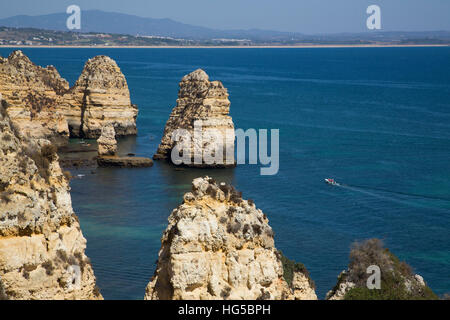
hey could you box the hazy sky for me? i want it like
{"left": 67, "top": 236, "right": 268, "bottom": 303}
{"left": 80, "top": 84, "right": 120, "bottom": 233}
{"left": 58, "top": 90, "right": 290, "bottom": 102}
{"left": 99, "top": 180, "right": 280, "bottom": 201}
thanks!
{"left": 0, "top": 0, "right": 449, "bottom": 33}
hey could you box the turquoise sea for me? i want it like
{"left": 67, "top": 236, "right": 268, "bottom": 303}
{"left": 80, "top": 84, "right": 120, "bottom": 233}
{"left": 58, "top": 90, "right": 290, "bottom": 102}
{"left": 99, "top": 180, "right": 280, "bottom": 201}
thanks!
{"left": 1, "top": 47, "right": 449, "bottom": 299}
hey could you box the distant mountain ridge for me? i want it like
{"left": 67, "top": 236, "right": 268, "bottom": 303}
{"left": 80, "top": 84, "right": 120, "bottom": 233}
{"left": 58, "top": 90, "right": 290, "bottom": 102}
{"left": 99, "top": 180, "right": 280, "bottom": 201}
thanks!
{"left": 0, "top": 10, "right": 449, "bottom": 43}
{"left": 0, "top": 10, "right": 303, "bottom": 41}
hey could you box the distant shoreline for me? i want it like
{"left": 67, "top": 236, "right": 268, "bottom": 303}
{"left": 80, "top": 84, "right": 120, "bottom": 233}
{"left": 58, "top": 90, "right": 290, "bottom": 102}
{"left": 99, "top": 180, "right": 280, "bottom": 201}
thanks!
{"left": 0, "top": 44, "right": 449, "bottom": 49}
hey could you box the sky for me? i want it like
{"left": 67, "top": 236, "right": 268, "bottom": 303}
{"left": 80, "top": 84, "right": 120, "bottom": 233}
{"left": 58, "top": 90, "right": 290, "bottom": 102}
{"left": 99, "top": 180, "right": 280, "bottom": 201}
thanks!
{"left": 0, "top": 0, "right": 449, "bottom": 34}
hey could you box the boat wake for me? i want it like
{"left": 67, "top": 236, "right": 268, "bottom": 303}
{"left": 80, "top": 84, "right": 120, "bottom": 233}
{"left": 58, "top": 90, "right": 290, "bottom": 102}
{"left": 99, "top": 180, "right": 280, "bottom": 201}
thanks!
{"left": 338, "top": 183, "right": 450, "bottom": 203}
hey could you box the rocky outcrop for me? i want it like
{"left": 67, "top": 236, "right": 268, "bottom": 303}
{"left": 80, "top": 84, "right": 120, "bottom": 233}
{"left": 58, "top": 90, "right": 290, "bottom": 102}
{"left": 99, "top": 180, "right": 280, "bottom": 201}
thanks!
{"left": 0, "top": 50, "right": 137, "bottom": 145}
{"left": 326, "top": 239, "right": 438, "bottom": 300}
{"left": 0, "top": 51, "right": 70, "bottom": 146}
{"left": 325, "top": 270, "right": 355, "bottom": 300}
{"left": 0, "top": 103, "right": 102, "bottom": 300}
{"left": 97, "top": 156, "right": 153, "bottom": 168}
{"left": 96, "top": 124, "right": 153, "bottom": 167}
{"left": 97, "top": 125, "right": 117, "bottom": 156}
{"left": 144, "top": 177, "right": 316, "bottom": 300}
{"left": 63, "top": 55, "right": 138, "bottom": 138}
{"left": 153, "top": 70, "right": 235, "bottom": 167}
{"left": 292, "top": 271, "right": 318, "bottom": 300}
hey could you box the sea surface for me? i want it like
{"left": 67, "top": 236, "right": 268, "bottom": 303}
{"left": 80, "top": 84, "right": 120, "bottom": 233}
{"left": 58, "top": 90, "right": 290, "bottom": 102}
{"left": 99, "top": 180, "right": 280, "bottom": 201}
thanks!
{"left": 1, "top": 47, "right": 449, "bottom": 299}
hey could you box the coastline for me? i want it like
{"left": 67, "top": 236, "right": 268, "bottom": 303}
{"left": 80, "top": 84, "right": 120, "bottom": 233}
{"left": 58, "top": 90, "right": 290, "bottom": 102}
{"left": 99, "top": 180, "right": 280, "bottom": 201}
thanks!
{"left": 0, "top": 44, "right": 449, "bottom": 49}
{"left": 1, "top": 44, "right": 448, "bottom": 300}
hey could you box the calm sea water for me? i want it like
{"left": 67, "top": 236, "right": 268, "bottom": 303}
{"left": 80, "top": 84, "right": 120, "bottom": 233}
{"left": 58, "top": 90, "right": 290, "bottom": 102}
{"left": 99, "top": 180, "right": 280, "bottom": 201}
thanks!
{"left": 2, "top": 47, "right": 449, "bottom": 299}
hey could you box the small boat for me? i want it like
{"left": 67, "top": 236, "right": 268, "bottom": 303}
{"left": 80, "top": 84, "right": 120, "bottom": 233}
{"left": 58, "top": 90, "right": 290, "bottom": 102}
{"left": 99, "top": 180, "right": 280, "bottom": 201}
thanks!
{"left": 324, "top": 178, "right": 339, "bottom": 186}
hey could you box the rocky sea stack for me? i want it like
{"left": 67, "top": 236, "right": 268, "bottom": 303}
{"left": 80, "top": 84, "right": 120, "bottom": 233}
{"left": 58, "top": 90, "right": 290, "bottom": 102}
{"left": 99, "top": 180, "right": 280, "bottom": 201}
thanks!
{"left": 153, "top": 69, "right": 235, "bottom": 167}
{"left": 0, "top": 50, "right": 137, "bottom": 146}
{"left": 0, "top": 102, "right": 101, "bottom": 300}
{"left": 145, "top": 176, "right": 316, "bottom": 300}
{"left": 64, "top": 55, "right": 138, "bottom": 138}
{"left": 97, "top": 125, "right": 118, "bottom": 157}
{"left": 96, "top": 124, "right": 153, "bottom": 168}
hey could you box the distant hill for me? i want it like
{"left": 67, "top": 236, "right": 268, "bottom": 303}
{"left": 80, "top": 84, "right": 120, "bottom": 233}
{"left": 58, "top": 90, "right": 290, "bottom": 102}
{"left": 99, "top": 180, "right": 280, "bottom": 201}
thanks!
{"left": 0, "top": 10, "right": 304, "bottom": 41}
{"left": 0, "top": 10, "right": 449, "bottom": 44}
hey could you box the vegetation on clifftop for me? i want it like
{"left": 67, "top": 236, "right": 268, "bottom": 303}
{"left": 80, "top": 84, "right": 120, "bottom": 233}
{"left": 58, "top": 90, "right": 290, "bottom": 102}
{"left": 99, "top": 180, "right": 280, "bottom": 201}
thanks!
{"left": 342, "top": 239, "right": 438, "bottom": 300}
{"left": 278, "top": 250, "right": 316, "bottom": 290}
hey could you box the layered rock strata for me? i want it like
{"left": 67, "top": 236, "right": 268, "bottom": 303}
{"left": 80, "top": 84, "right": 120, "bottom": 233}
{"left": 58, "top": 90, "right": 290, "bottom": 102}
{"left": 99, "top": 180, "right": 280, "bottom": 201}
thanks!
{"left": 145, "top": 176, "right": 316, "bottom": 300}
{"left": 0, "top": 50, "right": 70, "bottom": 146}
{"left": 0, "top": 103, "right": 102, "bottom": 300}
{"left": 0, "top": 50, "right": 137, "bottom": 145}
{"left": 63, "top": 55, "right": 138, "bottom": 138}
{"left": 153, "top": 69, "right": 235, "bottom": 167}
{"left": 97, "top": 125, "right": 117, "bottom": 156}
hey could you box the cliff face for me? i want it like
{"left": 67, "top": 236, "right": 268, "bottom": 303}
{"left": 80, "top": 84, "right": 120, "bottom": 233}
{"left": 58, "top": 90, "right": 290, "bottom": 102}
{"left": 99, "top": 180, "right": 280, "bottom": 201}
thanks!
{"left": 0, "top": 104, "right": 102, "bottom": 300}
{"left": 0, "top": 50, "right": 137, "bottom": 145}
{"left": 64, "top": 55, "right": 138, "bottom": 138}
{"left": 0, "top": 50, "right": 70, "bottom": 146}
{"left": 145, "top": 177, "right": 316, "bottom": 300}
{"left": 154, "top": 69, "right": 235, "bottom": 167}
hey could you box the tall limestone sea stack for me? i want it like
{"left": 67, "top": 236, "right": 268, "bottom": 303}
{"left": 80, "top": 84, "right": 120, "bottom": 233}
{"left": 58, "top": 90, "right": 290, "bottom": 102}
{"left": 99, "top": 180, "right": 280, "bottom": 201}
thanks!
{"left": 63, "top": 55, "right": 138, "bottom": 138}
{"left": 0, "top": 103, "right": 102, "bottom": 300}
{"left": 154, "top": 69, "right": 235, "bottom": 167}
{"left": 145, "top": 177, "right": 317, "bottom": 300}
{"left": 0, "top": 50, "right": 137, "bottom": 145}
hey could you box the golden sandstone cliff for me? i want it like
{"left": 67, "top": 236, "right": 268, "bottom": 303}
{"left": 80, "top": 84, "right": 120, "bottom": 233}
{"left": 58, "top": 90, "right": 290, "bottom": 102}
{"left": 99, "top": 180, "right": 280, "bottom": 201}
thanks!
{"left": 145, "top": 177, "right": 317, "bottom": 300}
{"left": 0, "top": 51, "right": 70, "bottom": 146}
{"left": 1, "top": 51, "right": 436, "bottom": 301}
{"left": 0, "top": 50, "right": 137, "bottom": 146}
{"left": 62, "top": 55, "right": 137, "bottom": 138}
{"left": 0, "top": 103, "right": 101, "bottom": 300}
{"left": 153, "top": 69, "right": 235, "bottom": 167}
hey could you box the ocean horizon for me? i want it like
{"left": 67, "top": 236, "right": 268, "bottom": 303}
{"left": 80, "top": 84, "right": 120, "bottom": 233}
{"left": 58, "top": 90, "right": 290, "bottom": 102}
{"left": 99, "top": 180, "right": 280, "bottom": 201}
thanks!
{"left": 1, "top": 46, "right": 449, "bottom": 299}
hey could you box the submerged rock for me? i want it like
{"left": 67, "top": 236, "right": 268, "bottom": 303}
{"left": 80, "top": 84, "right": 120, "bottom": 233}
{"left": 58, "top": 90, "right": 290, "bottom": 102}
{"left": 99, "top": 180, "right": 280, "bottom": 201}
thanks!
{"left": 144, "top": 176, "right": 316, "bottom": 300}
{"left": 0, "top": 103, "right": 102, "bottom": 300}
{"left": 97, "top": 156, "right": 153, "bottom": 168}
{"left": 153, "top": 69, "right": 235, "bottom": 167}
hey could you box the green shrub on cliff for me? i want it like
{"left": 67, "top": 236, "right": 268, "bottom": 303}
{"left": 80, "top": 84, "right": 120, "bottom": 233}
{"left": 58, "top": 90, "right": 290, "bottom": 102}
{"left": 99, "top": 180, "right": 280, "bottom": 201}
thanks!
{"left": 278, "top": 250, "right": 315, "bottom": 289}
{"left": 342, "top": 239, "right": 438, "bottom": 300}
{"left": 41, "top": 144, "right": 58, "bottom": 162}
{"left": 22, "top": 143, "right": 58, "bottom": 183}
{"left": 1, "top": 133, "right": 12, "bottom": 142}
